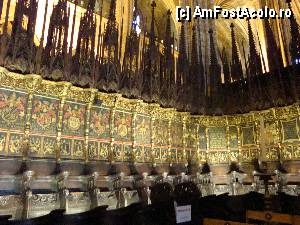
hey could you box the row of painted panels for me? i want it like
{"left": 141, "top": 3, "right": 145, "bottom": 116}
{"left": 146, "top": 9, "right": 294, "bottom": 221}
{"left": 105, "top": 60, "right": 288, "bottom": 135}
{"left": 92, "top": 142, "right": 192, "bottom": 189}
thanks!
{"left": 0, "top": 88, "right": 299, "bottom": 163}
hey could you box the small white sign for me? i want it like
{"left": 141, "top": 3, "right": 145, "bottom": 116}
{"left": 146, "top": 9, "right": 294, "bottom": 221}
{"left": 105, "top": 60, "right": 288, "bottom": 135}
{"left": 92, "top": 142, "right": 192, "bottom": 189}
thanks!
{"left": 175, "top": 205, "right": 192, "bottom": 224}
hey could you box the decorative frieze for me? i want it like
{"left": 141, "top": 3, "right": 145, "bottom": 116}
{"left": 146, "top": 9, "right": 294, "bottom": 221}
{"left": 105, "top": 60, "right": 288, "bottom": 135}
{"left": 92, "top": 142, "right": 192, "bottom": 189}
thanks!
{"left": 0, "top": 67, "right": 299, "bottom": 164}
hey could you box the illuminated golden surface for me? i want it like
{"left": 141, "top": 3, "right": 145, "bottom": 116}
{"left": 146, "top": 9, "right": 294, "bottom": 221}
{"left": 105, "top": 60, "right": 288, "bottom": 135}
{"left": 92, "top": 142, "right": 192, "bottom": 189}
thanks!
{"left": 0, "top": 67, "right": 299, "bottom": 165}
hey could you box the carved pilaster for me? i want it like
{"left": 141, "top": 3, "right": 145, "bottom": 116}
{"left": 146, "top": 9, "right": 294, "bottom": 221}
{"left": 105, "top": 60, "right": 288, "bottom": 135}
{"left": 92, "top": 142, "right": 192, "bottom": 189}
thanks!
{"left": 182, "top": 113, "right": 189, "bottom": 165}
{"left": 56, "top": 83, "right": 71, "bottom": 161}
{"left": 84, "top": 89, "right": 97, "bottom": 162}
{"left": 57, "top": 171, "right": 70, "bottom": 212}
{"left": 271, "top": 108, "right": 282, "bottom": 160}
{"left": 205, "top": 127, "right": 209, "bottom": 162}
{"left": 23, "top": 75, "right": 42, "bottom": 159}
{"left": 237, "top": 126, "right": 242, "bottom": 163}
{"left": 88, "top": 172, "right": 100, "bottom": 209}
{"left": 131, "top": 100, "right": 139, "bottom": 163}
{"left": 195, "top": 121, "right": 201, "bottom": 166}
{"left": 226, "top": 117, "right": 231, "bottom": 164}
{"left": 109, "top": 94, "right": 119, "bottom": 162}
{"left": 167, "top": 113, "right": 172, "bottom": 165}
{"left": 21, "top": 170, "right": 35, "bottom": 219}
{"left": 149, "top": 104, "right": 159, "bottom": 164}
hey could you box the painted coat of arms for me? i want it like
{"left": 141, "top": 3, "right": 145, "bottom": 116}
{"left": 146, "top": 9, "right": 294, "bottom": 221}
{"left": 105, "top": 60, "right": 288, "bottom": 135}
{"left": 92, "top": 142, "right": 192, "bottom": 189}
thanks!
{"left": 63, "top": 103, "right": 85, "bottom": 135}
{"left": 114, "top": 112, "right": 132, "bottom": 141}
{"left": 0, "top": 91, "right": 26, "bottom": 128}
{"left": 135, "top": 115, "right": 150, "bottom": 144}
{"left": 90, "top": 108, "right": 110, "bottom": 138}
{"left": 31, "top": 98, "right": 58, "bottom": 132}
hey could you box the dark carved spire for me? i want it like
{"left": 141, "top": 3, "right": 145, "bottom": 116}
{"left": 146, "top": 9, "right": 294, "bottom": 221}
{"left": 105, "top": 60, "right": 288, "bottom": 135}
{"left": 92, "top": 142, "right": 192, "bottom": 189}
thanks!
{"left": 208, "top": 29, "right": 221, "bottom": 92}
{"left": 161, "top": 10, "right": 174, "bottom": 107}
{"left": 220, "top": 48, "right": 234, "bottom": 113}
{"left": 0, "top": 0, "right": 11, "bottom": 66}
{"left": 221, "top": 48, "right": 231, "bottom": 85}
{"left": 141, "top": 1, "right": 160, "bottom": 103}
{"left": 189, "top": 25, "right": 203, "bottom": 114}
{"left": 209, "top": 29, "right": 218, "bottom": 66}
{"left": 286, "top": 0, "right": 300, "bottom": 65}
{"left": 0, "top": 0, "right": 3, "bottom": 20}
{"left": 43, "top": 0, "right": 70, "bottom": 80}
{"left": 101, "top": 0, "right": 119, "bottom": 91}
{"left": 178, "top": 21, "right": 188, "bottom": 68}
{"left": 120, "top": 0, "right": 141, "bottom": 98}
{"left": 263, "top": 18, "right": 284, "bottom": 72}
{"left": 176, "top": 21, "right": 189, "bottom": 111}
{"left": 208, "top": 28, "right": 222, "bottom": 114}
{"left": 246, "top": 19, "right": 265, "bottom": 110}
{"left": 5, "top": 0, "right": 38, "bottom": 73}
{"left": 164, "top": 10, "right": 173, "bottom": 65}
{"left": 264, "top": 18, "right": 286, "bottom": 105}
{"left": 230, "top": 23, "right": 243, "bottom": 81}
{"left": 71, "top": 0, "right": 96, "bottom": 87}
{"left": 197, "top": 24, "right": 205, "bottom": 85}
{"left": 247, "top": 19, "right": 262, "bottom": 76}
{"left": 149, "top": 1, "right": 156, "bottom": 46}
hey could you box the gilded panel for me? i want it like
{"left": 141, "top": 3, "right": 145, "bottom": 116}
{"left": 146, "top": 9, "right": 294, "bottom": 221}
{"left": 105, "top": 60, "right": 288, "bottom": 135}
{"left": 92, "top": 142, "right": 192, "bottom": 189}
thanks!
{"left": 113, "top": 144, "right": 122, "bottom": 161}
{"left": 229, "top": 126, "right": 238, "bottom": 149}
{"left": 0, "top": 88, "right": 27, "bottom": 130}
{"left": 208, "top": 127, "right": 226, "bottom": 149}
{"left": 264, "top": 121, "right": 279, "bottom": 144}
{"left": 43, "top": 137, "right": 56, "bottom": 156}
{"left": 266, "top": 147, "right": 279, "bottom": 161}
{"left": 0, "top": 132, "right": 6, "bottom": 153}
{"left": 135, "top": 115, "right": 151, "bottom": 145}
{"left": 62, "top": 102, "right": 85, "bottom": 136}
{"left": 189, "top": 150, "right": 197, "bottom": 162}
{"left": 240, "top": 113, "right": 254, "bottom": 125}
{"left": 135, "top": 146, "right": 143, "bottom": 162}
{"left": 124, "top": 145, "right": 133, "bottom": 162}
{"left": 161, "top": 148, "right": 169, "bottom": 163}
{"left": 230, "top": 150, "right": 239, "bottom": 162}
{"left": 29, "top": 135, "right": 56, "bottom": 158}
{"left": 198, "top": 116, "right": 227, "bottom": 127}
{"left": 170, "top": 148, "right": 177, "bottom": 163}
{"left": 8, "top": 133, "right": 24, "bottom": 155}
{"left": 198, "top": 151, "right": 206, "bottom": 162}
{"left": 114, "top": 111, "right": 132, "bottom": 142}
{"left": 240, "top": 149, "right": 258, "bottom": 162}
{"left": 153, "top": 148, "right": 161, "bottom": 162}
{"left": 153, "top": 119, "right": 169, "bottom": 147}
{"left": 276, "top": 105, "right": 298, "bottom": 119}
{"left": 29, "top": 136, "right": 42, "bottom": 156}
{"left": 73, "top": 139, "right": 84, "bottom": 159}
{"left": 30, "top": 95, "right": 59, "bottom": 135}
{"left": 281, "top": 144, "right": 300, "bottom": 160}
{"left": 185, "top": 123, "right": 197, "bottom": 149}
{"left": 227, "top": 115, "right": 240, "bottom": 125}
{"left": 60, "top": 138, "right": 72, "bottom": 158}
{"left": 241, "top": 126, "right": 256, "bottom": 146}
{"left": 259, "top": 109, "right": 275, "bottom": 121}
{"left": 281, "top": 145, "right": 293, "bottom": 160}
{"left": 89, "top": 106, "right": 111, "bottom": 139}
{"left": 171, "top": 122, "right": 183, "bottom": 148}
{"left": 144, "top": 147, "right": 152, "bottom": 162}
{"left": 99, "top": 142, "right": 109, "bottom": 160}
{"left": 199, "top": 127, "right": 207, "bottom": 150}
{"left": 208, "top": 151, "right": 228, "bottom": 164}
{"left": 68, "top": 87, "right": 96, "bottom": 103}
{"left": 88, "top": 141, "right": 99, "bottom": 160}
{"left": 293, "top": 145, "right": 300, "bottom": 159}
{"left": 177, "top": 149, "right": 186, "bottom": 163}
{"left": 281, "top": 118, "right": 299, "bottom": 143}
{"left": 37, "top": 81, "right": 70, "bottom": 98}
